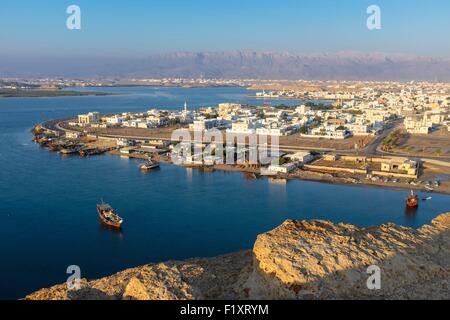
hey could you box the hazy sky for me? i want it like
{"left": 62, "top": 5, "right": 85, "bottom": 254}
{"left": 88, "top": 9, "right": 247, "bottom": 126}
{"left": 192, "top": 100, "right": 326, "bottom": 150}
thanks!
{"left": 1, "top": 0, "right": 450, "bottom": 59}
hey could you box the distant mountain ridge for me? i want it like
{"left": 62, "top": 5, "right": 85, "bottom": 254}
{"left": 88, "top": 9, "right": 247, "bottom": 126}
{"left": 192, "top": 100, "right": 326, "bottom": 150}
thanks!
{"left": 2, "top": 51, "right": 450, "bottom": 81}
{"left": 126, "top": 51, "right": 450, "bottom": 81}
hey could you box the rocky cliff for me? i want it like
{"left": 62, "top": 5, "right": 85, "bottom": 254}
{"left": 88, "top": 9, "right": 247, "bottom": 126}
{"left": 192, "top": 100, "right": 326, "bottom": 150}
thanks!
{"left": 26, "top": 213, "right": 450, "bottom": 300}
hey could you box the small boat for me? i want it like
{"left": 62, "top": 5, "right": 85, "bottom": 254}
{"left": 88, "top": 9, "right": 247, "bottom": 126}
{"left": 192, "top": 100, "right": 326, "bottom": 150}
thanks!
{"left": 96, "top": 202, "right": 123, "bottom": 228}
{"left": 139, "top": 160, "right": 160, "bottom": 171}
{"left": 48, "top": 143, "right": 62, "bottom": 152}
{"left": 422, "top": 196, "right": 432, "bottom": 201}
{"left": 79, "top": 149, "right": 91, "bottom": 157}
{"left": 60, "top": 147, "right": 79, "bottom": 155}
{"left": 406, "top": 190, "right": 419, "bottom": 208}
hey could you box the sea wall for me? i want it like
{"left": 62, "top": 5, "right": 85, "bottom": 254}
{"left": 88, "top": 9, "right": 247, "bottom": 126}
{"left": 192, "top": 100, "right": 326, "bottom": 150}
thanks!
{"left": 25, "top": 213, "right": 450, "bottom": 300}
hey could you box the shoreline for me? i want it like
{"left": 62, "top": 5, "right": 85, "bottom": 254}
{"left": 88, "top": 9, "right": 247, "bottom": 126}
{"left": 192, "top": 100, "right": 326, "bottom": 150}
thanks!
{"left": 34, "top": 121, "right": 450, "bottom": 196}
{"left": 106, "top": 149, "right": 450, "bottom": 196}
{"left": 184, "top": 162, "right": 450, "bottom": 196}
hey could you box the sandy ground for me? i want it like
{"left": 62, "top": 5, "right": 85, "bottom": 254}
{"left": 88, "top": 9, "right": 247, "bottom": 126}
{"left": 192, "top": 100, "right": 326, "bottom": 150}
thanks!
{"left": 80, "top": 137, "right": 116, "bottom": 149}
{"left": 65, "top": 123, "right": 373, "bottom": 151}
{"left": 71, "top": 124, "right": 183, "bottom": 140}
{"left": 393, "top": 127, "right": 450, "bottom": 158}
{"left": 289, "top": 164, "right": 450, "bottom": 195}
{"left": 279, "top": 133, "right": 373, "bottom": 151}
{"left": 312, "top": 159, "right": 381, "bottom": 171}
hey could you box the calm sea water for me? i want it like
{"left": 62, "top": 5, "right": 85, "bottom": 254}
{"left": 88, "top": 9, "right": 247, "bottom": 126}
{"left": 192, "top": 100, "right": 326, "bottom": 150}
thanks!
{"left": 0, "top": 86, "right": 448, "bottom": 299}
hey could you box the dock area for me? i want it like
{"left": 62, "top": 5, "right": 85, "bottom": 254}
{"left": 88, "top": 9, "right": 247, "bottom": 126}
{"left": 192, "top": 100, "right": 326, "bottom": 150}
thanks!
{"left": 32, "top": 121, "right": 450, "bottom": 195}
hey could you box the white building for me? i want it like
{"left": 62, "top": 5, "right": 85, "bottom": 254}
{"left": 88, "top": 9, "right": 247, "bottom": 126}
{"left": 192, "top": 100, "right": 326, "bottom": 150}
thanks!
{"left": 227, "top": 121, "right": 257, "bottom": 135}
{"left": 296, "top": 105, "right": 311, "bottom": 115}
{"left": 190, "top": 119, "right": 220, "bottom": 132}
{"left": 307, "top": 126, "right": 351, "bottom": 139}
{"left": 78, "top": 112, "right": 100, "bottom": 125}
{"left": 66, "top": 131, "right": 83, "bottom": 139}
{"left": 404, "top": 117, "right": 433, "bottom": 134}
{"left": 103, "top": 115, "right": 123, "bottom": 125}
{"left": 346, "top": 123, "right": 370, "bottom": 135}
{"left": 287, "top": 152, "right": 314, "bottom": 164}
{"left": 268, "top": 162, "right": 298, "bottom": 174}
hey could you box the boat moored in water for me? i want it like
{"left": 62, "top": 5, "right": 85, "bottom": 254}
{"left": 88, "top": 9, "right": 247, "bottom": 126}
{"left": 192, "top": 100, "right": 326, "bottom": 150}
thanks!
{"left": 406, "top": 190, "right": 419, "bottom": 208}
{"left": 96, "top": 202, "right": 123, "bottom": 228}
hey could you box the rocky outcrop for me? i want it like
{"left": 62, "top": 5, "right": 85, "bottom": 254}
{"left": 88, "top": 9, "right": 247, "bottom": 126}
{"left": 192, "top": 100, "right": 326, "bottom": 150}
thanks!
{"left": 25, "top": 213, "right": 450, "bottom": 300}
{"left": 247, "top": 214, "right": 450, "bottom": 299}
{"left": 25, "top": 251, "right": 252, "bottom": 300}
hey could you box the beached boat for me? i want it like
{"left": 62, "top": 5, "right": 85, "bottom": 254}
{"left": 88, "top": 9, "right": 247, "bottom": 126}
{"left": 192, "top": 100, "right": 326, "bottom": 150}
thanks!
{"left": 60, "top": 147, "right": 80, "bottom": 155}
{"left": 96, "top": 202, "right": 123, "bottom": 228}
{"left": 406, "top": 190, "right": 419, "bottom": 208}
{"left": 80, "top": 148, "right": 105, "bottom": 157}
{"left": 47, "top": 143, "right": 62, "bottom": 152}
{"left": 139, "top": 160, "right": 160, "bottom": 171}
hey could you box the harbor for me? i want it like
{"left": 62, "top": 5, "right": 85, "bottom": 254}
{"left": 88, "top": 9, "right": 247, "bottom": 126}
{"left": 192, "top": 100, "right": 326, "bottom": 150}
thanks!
{"left": 1, "top": 86, "right": 449, "bottom": 300}
{"left": 31, "top": 116, "right": 450, "bottom": 196}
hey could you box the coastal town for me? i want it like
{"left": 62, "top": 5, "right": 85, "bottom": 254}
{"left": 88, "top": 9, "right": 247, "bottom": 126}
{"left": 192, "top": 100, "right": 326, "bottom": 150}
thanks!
{"left": 32, "top": 80, "right": 450, "bottom": 195}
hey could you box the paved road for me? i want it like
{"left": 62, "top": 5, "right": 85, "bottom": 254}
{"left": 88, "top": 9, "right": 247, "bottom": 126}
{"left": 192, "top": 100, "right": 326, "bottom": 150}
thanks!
{"left": 362, "top": 120, "right": 402, "bottom": 156}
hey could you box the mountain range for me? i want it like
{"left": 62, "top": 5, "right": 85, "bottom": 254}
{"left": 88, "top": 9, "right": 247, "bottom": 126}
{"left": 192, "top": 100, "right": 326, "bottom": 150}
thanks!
{"left": 2, "top": 51, "right": 450, "bottom": 81}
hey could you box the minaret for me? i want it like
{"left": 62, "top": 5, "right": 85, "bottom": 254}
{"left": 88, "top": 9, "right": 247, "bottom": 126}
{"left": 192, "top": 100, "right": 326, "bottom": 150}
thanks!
{"left": 184, "top": 101, "right": 188, "bottom": 114}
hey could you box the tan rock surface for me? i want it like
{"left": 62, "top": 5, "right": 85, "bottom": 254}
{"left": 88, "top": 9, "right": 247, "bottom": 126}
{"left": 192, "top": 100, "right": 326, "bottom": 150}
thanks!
{"left": 122, "top": 277, "right": 151, "bottom": 300}
{"left": 247, "top": 213, "right": 450, "bottom": 299}
{"left": 25, "top": 213, "right": 450, "bottom": 300}
{"left": 25, "top": 251, "right": 252, "bottom": 300}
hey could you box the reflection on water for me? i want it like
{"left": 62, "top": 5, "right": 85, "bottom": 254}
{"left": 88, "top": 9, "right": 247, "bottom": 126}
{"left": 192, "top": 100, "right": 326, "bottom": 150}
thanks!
{"left": 99, "top": 223, "right": 124, "bottom": 239}
{"left": 268, "top": 177, "right": 287, "bottom": 203}
{"left": 404, "top": 206, "right": 418, "bottom": 224}
{"left": 268, "top": 177, "right": 288, "bottom": 185}
{"left": 243, "top": 172, "right": 259, "bottom": 180}
{"left": 185, "top": 167, "right": 193, "bottom": 182}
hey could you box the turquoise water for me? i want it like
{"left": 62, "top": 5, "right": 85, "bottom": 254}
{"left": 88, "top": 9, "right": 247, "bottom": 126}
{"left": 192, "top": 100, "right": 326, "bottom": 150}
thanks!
{"left": 0, "top": 86, "right": 448, "bottom": 299}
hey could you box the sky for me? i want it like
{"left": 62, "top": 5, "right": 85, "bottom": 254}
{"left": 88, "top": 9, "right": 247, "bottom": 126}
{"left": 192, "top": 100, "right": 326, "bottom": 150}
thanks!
{"left": 0, "top": 0, "right": 449, "bottom": 59}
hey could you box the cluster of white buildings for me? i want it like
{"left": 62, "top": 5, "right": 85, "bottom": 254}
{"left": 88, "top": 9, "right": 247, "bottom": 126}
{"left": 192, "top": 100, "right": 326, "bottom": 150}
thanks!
{"left": 254, "top": 89, "right": 355, "bottom": 100}
{"left": 75, "top": 109, "right": 176, "bottom": 129}
{"left": 404, "top": 111, "right": 449, "bottom": 134}
{"left": 75, "top": 84, "right": 449, "bottom": 140}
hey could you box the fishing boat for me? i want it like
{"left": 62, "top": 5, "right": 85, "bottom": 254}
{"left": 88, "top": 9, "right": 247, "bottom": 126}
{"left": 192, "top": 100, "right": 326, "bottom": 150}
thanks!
{"left": 96, "top": 202, "right": 123, "bottom": 228}
{"left": 422, "top": 196, "right": 432, "bottom": 201}
{"left": 80, "top": 148, "right": 104, "bottom": 157}
{"left": 406, "top": 190, "right": 419, "bottom": 208}
{"left": 48, "top": 143, "right": 62, "bottom": 152}
{"left": 139, "top": 160, "right": 160, "bottom": 171}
